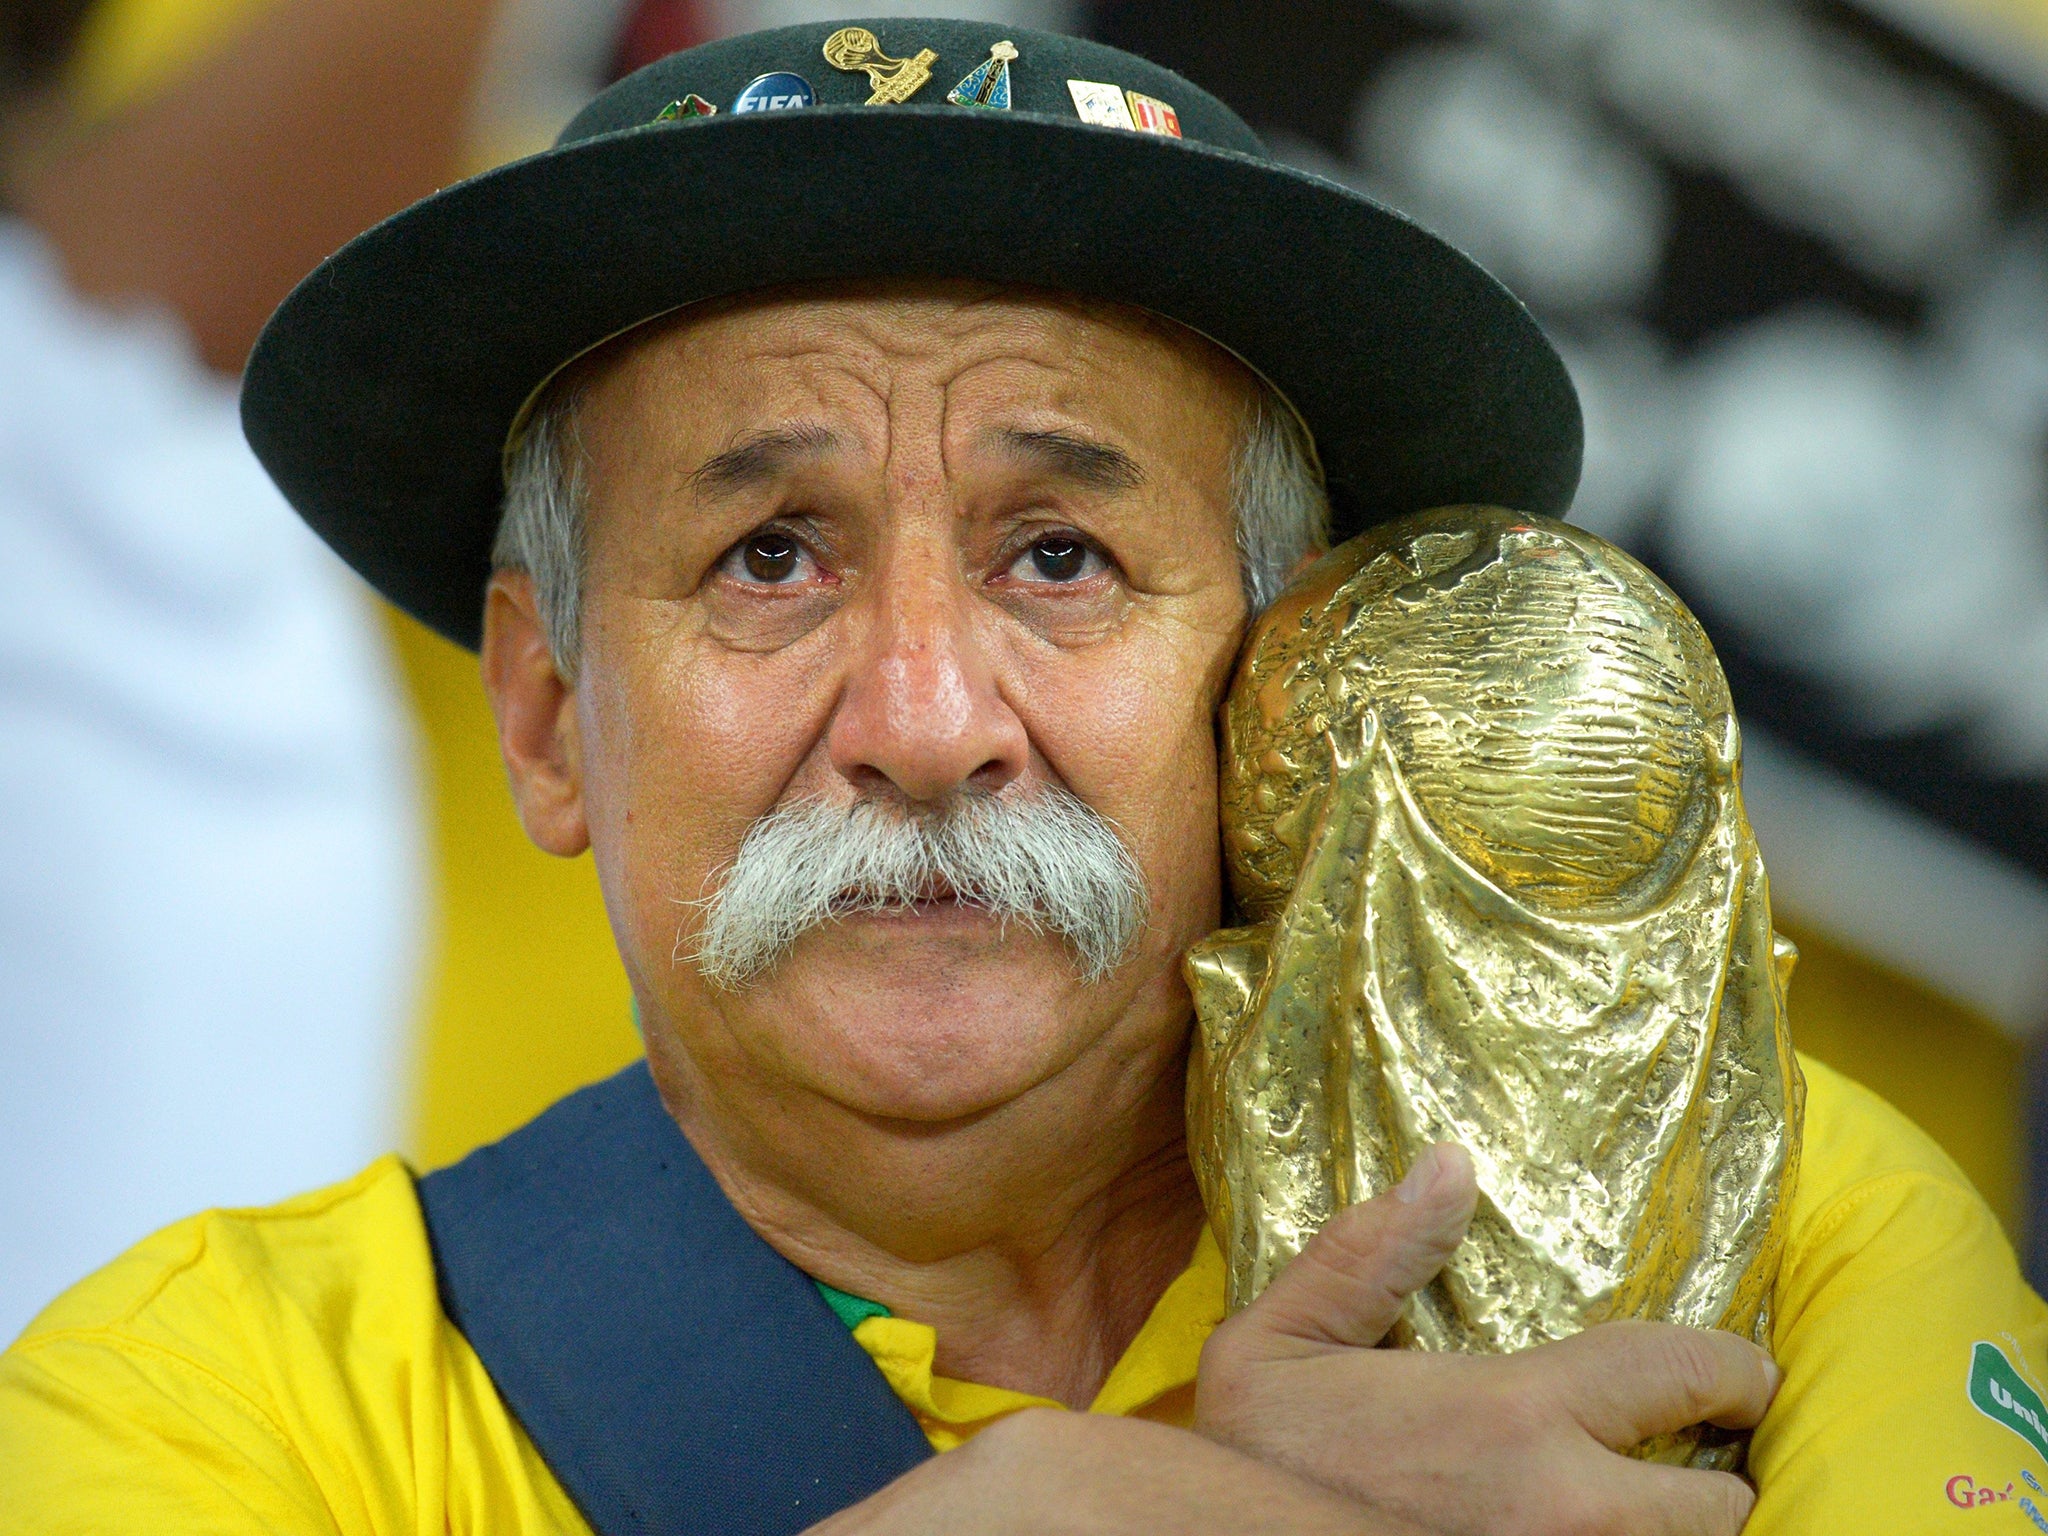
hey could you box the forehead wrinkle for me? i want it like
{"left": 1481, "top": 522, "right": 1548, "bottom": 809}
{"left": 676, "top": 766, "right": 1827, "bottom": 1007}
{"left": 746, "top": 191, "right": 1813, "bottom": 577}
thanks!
{"left": 684, "top": 296, "right": 1173, "bottom": 512}
{"left": 732, "top": 304, "right": 971, "bottom": 372}
{"left": 673, "top": 343, "right": 899, "bottom": 484}
{"left": 711, "top": 339, "right": 896, "bottom": 415}
{"left": 930, "top": 343, "right": 1161, "bottom": 496}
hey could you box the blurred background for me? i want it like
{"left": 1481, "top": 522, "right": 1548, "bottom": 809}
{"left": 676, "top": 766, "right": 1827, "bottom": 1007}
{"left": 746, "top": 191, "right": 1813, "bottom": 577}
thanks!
{"left": 2, "top": 0, "right": 2044, "bottom": 1339}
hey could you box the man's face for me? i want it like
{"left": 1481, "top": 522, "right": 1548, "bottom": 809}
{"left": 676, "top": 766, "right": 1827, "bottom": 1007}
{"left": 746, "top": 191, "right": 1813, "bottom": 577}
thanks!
{"left": 489, "top": 283, "right": 1253, "bottom": 1132}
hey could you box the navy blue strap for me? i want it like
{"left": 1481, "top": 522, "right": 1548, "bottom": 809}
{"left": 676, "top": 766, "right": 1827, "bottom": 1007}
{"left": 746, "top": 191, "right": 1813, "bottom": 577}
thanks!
{"left": 415, "top": 1062, "right": 933, "bottom": 1536}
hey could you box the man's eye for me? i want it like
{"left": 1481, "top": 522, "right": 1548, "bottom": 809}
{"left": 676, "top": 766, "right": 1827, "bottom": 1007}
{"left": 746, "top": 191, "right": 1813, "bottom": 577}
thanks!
{"left": 1011, "top": 536, "right": 1105, "bottom": 584}
{"left": 726, "top": 531, "right": 808, "bottom": 585}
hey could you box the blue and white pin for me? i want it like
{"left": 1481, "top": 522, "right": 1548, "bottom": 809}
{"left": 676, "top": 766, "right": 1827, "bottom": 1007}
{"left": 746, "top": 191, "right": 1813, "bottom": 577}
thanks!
{"left": 947, "top": 40, "right": 1017, "bottom": 109}
{"left": 732, "top": 71, "right": 814, "bottom": 113}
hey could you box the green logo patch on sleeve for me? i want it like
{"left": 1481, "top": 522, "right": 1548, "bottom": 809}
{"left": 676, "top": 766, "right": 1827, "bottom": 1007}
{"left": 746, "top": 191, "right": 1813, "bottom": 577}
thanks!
{"left": 1970, "top": 1341, "right": 2048, "bottom": 1462}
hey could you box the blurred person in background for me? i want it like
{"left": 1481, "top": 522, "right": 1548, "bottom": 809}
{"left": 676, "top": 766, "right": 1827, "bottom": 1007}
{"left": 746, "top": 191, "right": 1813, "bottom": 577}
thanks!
{"left": 0, "top": 0, "right": 508, "bottom": 1340}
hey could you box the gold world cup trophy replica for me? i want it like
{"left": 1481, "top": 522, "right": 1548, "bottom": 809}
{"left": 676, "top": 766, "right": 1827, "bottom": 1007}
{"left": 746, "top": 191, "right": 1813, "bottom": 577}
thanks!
{"left": 1189, "top": 505, "right": 1804, "bottom": 1469}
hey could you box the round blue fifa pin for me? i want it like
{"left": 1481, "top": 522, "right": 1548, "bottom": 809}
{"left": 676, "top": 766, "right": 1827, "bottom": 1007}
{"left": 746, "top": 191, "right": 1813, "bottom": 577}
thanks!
{"left": 732, "top": 72, "right": 816, "bottom": 113}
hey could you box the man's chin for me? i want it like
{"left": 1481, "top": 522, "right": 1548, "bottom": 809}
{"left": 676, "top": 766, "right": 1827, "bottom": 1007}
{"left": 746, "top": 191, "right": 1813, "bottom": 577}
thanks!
{"left": 781, "top": 900, "right": 1099, "bottom": 979}
{"left": 723, "top": 910, "right": 1116, "bottom": 1123}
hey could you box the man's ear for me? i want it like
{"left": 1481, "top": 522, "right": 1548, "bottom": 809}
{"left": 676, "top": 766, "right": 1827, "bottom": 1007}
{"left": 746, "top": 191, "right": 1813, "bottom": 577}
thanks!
{"left": 480, "top": 569, "right": 591, "bottom": 857}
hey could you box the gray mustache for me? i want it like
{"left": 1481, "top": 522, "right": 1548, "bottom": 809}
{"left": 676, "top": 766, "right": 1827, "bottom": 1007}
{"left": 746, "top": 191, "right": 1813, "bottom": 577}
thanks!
{"left": 687, "top": 786, "right": 1148, "bottom": 990}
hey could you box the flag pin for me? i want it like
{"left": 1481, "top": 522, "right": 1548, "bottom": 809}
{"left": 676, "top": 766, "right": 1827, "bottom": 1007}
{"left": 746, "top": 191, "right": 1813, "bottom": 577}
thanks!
{"left": 1123, "top": 89, "right": 1182, "bottom": 137}
{"left": 652, "top": 94, "right": 717, "bottom": 121}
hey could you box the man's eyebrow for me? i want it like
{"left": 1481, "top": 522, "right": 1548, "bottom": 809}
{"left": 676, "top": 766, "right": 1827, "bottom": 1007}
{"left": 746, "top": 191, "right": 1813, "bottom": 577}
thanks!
{"left": 686, "top": 423, "right": 840, "bottom": 494}
{"left": 992, "top": 428, "right": 1146, "bottom": 493}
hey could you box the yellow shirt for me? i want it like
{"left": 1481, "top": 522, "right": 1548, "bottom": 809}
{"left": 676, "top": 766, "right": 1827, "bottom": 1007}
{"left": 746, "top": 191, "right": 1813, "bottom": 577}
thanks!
{"left": 2, "top": 1056, "right": 2042, "bottom": 1533}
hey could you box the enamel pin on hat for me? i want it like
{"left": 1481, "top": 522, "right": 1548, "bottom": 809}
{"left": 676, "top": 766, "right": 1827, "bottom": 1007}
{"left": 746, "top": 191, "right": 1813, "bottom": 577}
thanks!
{"left": 731, "top": 71, "right": 813, "bottom": 112}
{"left": 1123, "top": 89, "right": 1181, "bottom": 137}
{"left": 1065, "top": 78, "right": 1136, "bottom": 129}
{"left": 948, "top": 40, "right": 1017, "bottom": 109}
{"left": 1067, "top": 79, "right": 1180, "bottom": 136}
{"left": 651, "top": 93, "right": 716, "bottom": 121}
{"left": 822, "top": 26, "right": 937, "bottom": 104}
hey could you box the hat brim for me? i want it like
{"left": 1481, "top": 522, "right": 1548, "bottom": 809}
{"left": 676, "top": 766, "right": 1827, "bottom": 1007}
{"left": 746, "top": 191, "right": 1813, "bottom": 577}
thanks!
{"left": 243, "top": 105, "right": 1581, "bottom": 649}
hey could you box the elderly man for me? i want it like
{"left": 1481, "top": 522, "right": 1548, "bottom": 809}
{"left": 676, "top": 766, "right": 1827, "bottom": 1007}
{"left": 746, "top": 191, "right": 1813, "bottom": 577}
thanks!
{"left": 4, "top": 19, "right": 2042, "bottom": 1536}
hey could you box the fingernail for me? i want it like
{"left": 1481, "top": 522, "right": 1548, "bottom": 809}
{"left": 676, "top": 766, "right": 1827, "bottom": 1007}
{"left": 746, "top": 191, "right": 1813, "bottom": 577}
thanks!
{"left": 1395, "top": 1147, "right": 1442, "bottom": 1204}
{"left": 1761, "top": 1356, "right": 1782, "bottom": 1395}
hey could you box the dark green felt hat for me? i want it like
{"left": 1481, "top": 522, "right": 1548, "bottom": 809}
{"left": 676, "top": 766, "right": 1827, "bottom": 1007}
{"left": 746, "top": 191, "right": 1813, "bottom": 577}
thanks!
{"left": 242, "top": 18, "right": 1581, "bottom": 649}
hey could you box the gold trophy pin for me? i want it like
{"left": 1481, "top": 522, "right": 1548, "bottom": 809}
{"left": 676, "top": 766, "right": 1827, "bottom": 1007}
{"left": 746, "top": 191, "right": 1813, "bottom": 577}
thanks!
{"left": 823, "top": 27, "right": 938, "bottom": 105}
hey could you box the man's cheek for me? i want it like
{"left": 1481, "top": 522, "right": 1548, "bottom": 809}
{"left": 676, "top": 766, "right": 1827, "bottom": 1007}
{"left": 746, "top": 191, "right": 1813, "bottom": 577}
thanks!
{"left": 663, "top": 640, "right": 845, "bottom": 790}
{"left": 574, "top": 688, "right": 746, "bottom": 959}
{"left": 1085, "top": 694, "right": 1225, "bottom": 900}
{"left": 1128, "top": 780, "right": 1227, "bottom": 943}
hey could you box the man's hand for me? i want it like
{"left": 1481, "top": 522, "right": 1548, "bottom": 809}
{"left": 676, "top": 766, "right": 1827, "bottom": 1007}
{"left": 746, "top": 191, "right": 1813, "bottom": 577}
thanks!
{"left": 808, "top": 1408, "right": 1423, "bottom": 1534}
{"left": 1196, "top": 1145, "right": 1779, "bottom": 1536}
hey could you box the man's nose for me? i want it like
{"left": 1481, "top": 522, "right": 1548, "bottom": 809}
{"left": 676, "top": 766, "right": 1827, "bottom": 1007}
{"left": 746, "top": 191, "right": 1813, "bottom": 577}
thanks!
{"left": 826, "top": 557, "right": 1029, "bottom": 804}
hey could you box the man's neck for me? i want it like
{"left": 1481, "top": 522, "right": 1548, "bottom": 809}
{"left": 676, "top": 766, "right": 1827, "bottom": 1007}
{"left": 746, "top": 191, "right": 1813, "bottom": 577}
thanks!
{"left": 643, "top": 1020, "right": 1208, "bottom": 1410}
{"left": 837, "top": 1133, "right": 1206, "bottom": 1408}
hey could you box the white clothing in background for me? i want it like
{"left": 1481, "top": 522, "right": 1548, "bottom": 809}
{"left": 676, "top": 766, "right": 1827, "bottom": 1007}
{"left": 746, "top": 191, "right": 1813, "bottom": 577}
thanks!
{"left": 0, "top": 218, "right": 423, "bottom": 1342}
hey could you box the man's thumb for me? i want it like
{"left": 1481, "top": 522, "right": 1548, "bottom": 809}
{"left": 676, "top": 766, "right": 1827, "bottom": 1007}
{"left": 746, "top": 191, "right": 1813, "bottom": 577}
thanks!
{"left": 1238, "top": 1143, "right": 1478, "bottom": 1350}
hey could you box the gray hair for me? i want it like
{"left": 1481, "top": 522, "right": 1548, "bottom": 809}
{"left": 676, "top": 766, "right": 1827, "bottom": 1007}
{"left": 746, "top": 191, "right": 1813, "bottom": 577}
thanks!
{"left": 494, "top": 373, "right": 1329, "bottom": 677}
